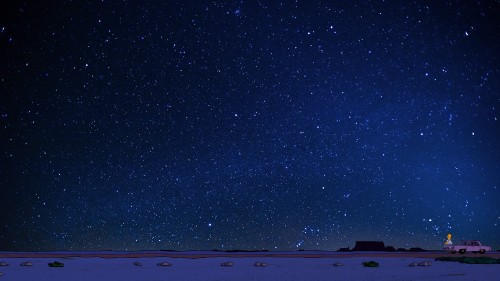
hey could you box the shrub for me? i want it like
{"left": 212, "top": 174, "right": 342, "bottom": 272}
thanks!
{"left": 48, "top": 261, "right": 64, "bottom": 267}
{"left": 362, "top": 261, "right": 379, "bottom": 267}
{"left": 435, "top": 257, "right": 500, "bottom": 264}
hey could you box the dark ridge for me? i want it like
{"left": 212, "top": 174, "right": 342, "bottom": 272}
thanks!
{"left": 409, "top": 247, "right": 427, "bottom": 252}
{"left": 349, "top": 241, "right": 428, "bottom": 252}
{"left": 224, "top": 250, "right": 269, "bottom": 252}
{"left": 160, "top": 250, "right": 183, "bottom": 252}
{"left": 385, "top": 246, "right": 396, "bottom": 252}
{"left": 352, "top": 241, "right": 387, "bottom": 251}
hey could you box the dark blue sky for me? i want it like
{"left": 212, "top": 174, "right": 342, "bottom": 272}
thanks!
{"left": 1, "top": 1, "right": 499, "bottom": 251}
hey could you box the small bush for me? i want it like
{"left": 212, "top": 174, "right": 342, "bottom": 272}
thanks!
{"left": 48, "top": 261, "right": 64, "bottom": 267}
{"left": 362, "top": 261, "right": 379, "bottom": 267}
{"left": 435, "top": 257, "right": 462, "bottom": 262}
{"left": 435, "top": 257, "right": 500, "bottom": 264}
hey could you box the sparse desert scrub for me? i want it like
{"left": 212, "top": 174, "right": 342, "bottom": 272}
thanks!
{"left": 362, "top": 261, "right": 379, "bottom": 267}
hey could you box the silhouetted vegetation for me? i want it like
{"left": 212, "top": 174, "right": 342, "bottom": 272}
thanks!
{"left": 362, "top": 261, "right": 379, "bottom": 267}
{"left": 48, "top": 261, "right": 64, "bottom": 267}
{"left": 435, "top": 257, "right": 500, "bottom": 264}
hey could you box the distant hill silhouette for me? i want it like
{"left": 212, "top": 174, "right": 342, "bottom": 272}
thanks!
{"left": 211, "top": 249, "right": 269, "bottom": 252}
{"left": 339, "top": 241, "right": 428, "bottom": 252}
{"left": 352, "top": 241, "right": 387, "bottom": 251}
{"left": 409, "top": 247, "right": 426, "bottom": 252}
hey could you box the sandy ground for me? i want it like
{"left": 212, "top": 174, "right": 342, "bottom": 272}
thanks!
{"left": 0, "top": 251, "right": 499, "bottom": 281}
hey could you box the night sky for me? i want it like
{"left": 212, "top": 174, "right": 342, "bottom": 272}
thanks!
{"left": 1, "top": 1, "right": 499, "bottom": 252}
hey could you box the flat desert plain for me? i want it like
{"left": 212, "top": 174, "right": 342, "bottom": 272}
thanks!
{"left": 0, "top": 251, "right": 499, "bottom": 281}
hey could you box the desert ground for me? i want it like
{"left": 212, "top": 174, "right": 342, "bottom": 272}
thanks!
{"left": 0, "top": 251, "right": 499, "bottom": 281}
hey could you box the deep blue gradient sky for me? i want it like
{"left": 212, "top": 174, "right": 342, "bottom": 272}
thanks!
{"left": 1, "top": 1, "right": 499, "bottom": 251}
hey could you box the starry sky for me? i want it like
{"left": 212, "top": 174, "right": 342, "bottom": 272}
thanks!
{"left": 1, "top": 1, "right": 499, "bottom": 252}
